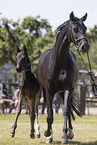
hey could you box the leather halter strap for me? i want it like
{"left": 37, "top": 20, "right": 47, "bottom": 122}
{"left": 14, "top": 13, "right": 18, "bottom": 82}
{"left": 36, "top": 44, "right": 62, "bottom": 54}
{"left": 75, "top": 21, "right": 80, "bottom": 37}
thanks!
{"left": 17, "top": 62, "right": 31, "bottom": 71}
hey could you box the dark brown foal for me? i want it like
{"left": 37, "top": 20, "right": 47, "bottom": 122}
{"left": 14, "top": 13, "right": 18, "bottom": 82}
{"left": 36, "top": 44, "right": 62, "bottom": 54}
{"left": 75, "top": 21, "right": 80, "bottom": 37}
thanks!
{"left": 10, "top": 45, "right": 41, "bottom": 139}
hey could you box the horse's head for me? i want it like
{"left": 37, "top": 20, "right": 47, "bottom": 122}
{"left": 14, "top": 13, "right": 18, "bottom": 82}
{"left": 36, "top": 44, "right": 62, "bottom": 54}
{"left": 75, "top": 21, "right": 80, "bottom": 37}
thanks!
{"left": 69, "top": 12, "right": 89, "bottom": 52}
{"left": 15, "top": 45, "right": 31, "bottom": 73}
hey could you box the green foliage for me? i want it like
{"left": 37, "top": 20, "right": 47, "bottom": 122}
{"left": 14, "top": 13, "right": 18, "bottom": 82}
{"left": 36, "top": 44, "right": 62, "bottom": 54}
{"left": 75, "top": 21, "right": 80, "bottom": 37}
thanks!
{"left": 0, "top": 16, "right": 55, "bottom": 73}
{"left": 0, "top": 15, "right": 97, "bottom": 72}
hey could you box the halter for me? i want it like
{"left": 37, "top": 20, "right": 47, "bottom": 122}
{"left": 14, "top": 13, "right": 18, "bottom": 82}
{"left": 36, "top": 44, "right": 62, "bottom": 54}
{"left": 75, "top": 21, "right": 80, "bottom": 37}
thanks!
{"left": 68, "top": 21, "right": 87, "bottom": 47}
{"left": 17, "top": 62, "right": 31, "bottom": 71}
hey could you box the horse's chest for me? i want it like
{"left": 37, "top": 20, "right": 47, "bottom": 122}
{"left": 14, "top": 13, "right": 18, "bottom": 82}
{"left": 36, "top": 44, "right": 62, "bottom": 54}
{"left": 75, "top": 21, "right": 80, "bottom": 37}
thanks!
{"left": 19, "top": 82, "right": 35, "bottom": 98}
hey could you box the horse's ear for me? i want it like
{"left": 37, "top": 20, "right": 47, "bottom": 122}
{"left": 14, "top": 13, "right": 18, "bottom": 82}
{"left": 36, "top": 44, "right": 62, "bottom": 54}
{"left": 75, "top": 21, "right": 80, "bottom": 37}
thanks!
{"left": 23, "top": 44, "right": 28, "bottom": 55}
{"left": 80, "top": 13, "right": 87, "bottom": 21}
{"left": 15, "top": 45, "right": 20, "bottom": 53}
{"left": 70, "top": 11, "right": 74, "bottom": 21}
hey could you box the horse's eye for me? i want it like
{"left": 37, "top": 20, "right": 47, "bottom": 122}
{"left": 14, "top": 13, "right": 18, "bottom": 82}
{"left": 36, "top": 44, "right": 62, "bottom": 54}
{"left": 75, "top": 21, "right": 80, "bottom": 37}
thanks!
{"left": 73, "top": 27, "right": 78, "bottom": 33}
{"left": 79, "top": 27, "right": 82, "bottom": 32}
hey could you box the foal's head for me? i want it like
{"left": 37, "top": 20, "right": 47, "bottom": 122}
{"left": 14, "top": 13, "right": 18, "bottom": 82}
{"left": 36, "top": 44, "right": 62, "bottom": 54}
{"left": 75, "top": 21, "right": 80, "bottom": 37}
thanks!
{"left": 16, "top": 45, "right": 31, "bottom": 73}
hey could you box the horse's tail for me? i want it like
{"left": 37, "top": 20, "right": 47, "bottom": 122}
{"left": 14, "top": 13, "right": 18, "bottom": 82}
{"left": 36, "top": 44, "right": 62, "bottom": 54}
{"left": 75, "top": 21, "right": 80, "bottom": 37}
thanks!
{"left": 71, "top": 93, "right": 83, "bottom": 120}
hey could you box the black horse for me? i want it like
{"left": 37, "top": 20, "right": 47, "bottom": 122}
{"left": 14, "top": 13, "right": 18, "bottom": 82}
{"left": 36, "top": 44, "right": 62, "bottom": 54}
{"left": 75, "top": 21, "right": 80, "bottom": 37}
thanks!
{"left": 10, "top": 45, "right": 41, "bottom": 139}
{"left": 37, "top": 12, "right": 89, "bottom": 144}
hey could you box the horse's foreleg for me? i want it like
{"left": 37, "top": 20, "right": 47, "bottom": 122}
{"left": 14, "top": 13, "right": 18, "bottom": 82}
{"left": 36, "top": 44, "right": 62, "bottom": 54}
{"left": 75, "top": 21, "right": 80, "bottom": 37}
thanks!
{"left": 61, "top": 88, "right": 72, "bottom": 144}
{"left": 67, "top": 91, "right": 74, "bottom": 140}
{"left": 10, "top": 95, "right": 22, "bottom": 138}
{"left": 44, "top": 90, "right": 53, "bottom": 143}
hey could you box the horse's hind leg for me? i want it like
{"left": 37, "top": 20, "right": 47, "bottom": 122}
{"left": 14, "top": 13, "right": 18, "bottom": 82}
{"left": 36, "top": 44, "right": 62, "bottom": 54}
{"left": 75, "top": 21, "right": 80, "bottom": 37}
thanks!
{"left": 67, "top": 111, "right": 74, "bottom": 140}
{"left": 10, "top": 94, "right": 22, "bottom": 138}
{"left": 35, "top": 92, "right": 41, "bottom": 138}
{"left": 35, "top": 112, "right": 41, "bottom": 138}
{"left": 61, "top": 87, "right": 72, "bottom": 144}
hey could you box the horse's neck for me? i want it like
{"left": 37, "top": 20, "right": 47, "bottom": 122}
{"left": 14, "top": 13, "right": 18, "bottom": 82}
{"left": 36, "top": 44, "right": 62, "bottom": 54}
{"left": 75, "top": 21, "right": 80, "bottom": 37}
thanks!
{"left": 53, "top": 38, "right": 70, "bottom": 65}
{"left": 53, "top": 27, "right": 70, "bottom": 64}
{"left": 22, "top": 71, "right": 32, "bottom": 81}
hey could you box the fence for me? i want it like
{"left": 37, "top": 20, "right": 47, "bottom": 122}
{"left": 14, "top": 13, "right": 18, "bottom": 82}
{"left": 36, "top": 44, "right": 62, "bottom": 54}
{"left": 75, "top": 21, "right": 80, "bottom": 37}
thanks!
{"left": 0, "top": 82, "right": 96, "bottom": 115}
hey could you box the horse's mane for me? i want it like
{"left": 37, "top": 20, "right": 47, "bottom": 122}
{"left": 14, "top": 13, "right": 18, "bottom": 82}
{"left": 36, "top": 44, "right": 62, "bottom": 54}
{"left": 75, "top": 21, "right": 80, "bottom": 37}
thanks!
{"left": 55, "top": 20, "right": 70, "bottom": 40}
{"left": 55, "top": 20, "right": 70, "bottom": 33}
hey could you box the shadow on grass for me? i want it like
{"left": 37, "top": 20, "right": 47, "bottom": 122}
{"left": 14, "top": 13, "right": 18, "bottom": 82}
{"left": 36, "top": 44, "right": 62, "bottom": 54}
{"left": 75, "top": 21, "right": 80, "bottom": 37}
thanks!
{"left": 42, "top": 140, "right": 97, "bottom": 145}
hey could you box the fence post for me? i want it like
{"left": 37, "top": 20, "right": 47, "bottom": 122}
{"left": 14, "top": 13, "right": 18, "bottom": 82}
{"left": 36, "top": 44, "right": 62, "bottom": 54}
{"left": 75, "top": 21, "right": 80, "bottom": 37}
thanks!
{"left": 78, "top": 85, "right": 86, "bottom": 115}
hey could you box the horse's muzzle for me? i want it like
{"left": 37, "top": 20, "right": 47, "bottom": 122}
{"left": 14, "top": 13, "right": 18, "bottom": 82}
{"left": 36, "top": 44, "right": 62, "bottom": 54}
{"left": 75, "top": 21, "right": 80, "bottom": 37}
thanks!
{"left": 16, "top": 67, "right": 22, "bottom": 73}
{"left": 79, "top": 41, "right": 90, "bottom": 52}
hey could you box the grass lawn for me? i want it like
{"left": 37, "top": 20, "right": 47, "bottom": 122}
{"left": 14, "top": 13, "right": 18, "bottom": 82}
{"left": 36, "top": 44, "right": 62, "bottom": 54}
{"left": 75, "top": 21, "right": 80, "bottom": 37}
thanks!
{"left": 0, "top": 113, "right": 97, "bottom": 145}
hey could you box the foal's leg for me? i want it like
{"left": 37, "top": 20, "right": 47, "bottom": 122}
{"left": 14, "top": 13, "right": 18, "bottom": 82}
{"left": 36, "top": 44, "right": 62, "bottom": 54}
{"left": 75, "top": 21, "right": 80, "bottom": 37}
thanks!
{"left": 61, "top": 87, "right": 72, "bottom": 144}
{"left": 44, "top": 90, "right": 53, "bottom": 143}
{"left": 8, "top": 100, "right": 15, "bottom": 114}
{"left": 24, "top": 96, "right": 35, "bottom": 139}
{"left": 10, "top": 93, "right": 23, "bottom": 137}
{"left": 35, "top": 91, "right": 41, "bottom": 138}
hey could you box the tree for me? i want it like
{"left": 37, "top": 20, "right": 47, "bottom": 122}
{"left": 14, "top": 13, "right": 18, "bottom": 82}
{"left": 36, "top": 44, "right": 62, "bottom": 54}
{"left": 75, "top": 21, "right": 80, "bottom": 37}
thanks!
{"left": 0, "top": 16, "right": 55, "bottom": 73}
{"left": 0, "top": 16, "right": 97, "bottom": 72}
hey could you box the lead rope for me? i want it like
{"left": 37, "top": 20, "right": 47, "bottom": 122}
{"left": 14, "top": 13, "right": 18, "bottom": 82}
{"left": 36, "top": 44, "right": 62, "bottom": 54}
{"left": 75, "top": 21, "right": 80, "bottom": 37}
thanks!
{"left": 77, "top": 50, "right": 94, "bottom": 82}
{"left": 77, "top": 50, "right": 97, "bottom": 97}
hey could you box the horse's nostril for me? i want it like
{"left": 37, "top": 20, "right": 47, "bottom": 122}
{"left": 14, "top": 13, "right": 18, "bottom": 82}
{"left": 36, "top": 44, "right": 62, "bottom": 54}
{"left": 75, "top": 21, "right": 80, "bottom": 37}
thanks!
{"left": 82, "top": 43, "right": 90, "bottom": 52}
{"left": 16, "top": 68, "right": 21, "bottom": 73}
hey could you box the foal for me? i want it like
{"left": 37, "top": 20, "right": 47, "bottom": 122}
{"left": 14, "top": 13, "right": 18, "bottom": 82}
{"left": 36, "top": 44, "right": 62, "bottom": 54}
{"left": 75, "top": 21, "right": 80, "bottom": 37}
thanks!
{"left": 10, "top": 45, "right": 41, "bottom": 139}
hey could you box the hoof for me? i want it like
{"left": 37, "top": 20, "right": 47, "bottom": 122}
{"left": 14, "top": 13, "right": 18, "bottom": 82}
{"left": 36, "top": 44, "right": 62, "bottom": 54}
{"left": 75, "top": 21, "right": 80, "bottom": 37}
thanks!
{"left": 46, "top": 136, "right": 53, "bottom": 143}
{"left": 67, "top": 129, "right": 74, "bottom": 140}
{"left": 30, "top": 133, "right": 35, "bottom": 139}
{"left": 37, "top": 133, "right": 41, "bottom": 138}
{"left": 10, "top": 133, "right": 15, "bottom": 138}
{"left": 44, "top": 130, "right": 50, "bottom": 137}
{"left": 61, "top": 138, "right": 68, "bottom": 144}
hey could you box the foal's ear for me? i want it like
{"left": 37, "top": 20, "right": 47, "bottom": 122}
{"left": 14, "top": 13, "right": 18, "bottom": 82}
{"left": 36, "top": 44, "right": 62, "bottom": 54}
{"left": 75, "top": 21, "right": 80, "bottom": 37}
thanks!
{"left": 80, "top": 13, "right": 87, "bottom": 22}
{"left": 23, "top": 44, "right": 28, "bottom": 55}
{"left": 70, "top": 11, "right": 74, "bottom": 21}
{"left": 15, "top": 45, "right": 20, "bottom": 53}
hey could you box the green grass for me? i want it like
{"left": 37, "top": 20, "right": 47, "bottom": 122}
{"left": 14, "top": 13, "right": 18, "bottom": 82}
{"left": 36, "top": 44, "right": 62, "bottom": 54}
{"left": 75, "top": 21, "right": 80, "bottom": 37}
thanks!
{"left": 0, "top": 113, "right": 97, "bottom": 145}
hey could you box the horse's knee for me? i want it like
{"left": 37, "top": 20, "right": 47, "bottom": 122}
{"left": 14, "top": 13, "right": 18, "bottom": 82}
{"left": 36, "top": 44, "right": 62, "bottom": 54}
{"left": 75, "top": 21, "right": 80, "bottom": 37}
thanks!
{"left": 62, "top": 107, "right": 69, "bottom": 116}
{"left": 30, "top": 113, "right": 35, "bottom": 120}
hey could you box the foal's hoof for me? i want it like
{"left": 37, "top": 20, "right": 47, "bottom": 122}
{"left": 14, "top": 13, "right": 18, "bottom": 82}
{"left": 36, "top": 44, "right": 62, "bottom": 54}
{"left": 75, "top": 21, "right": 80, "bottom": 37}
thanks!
{"left": 10, "top": 130, "right": 15, "bottom": 138}
{"left": 46, "top": 136, "right": 53, "bottom": 143}
{"left": 10, "top": 133, "right": 15, "bottom": 138}
{"left": 61, "top": 138, "right": 68, "bottom": 144}
{"left": 30, "top": 133, "right": 35, "bottom": 139}
{"left": 37, "top": 133, "right": 41, "bottom": 138}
